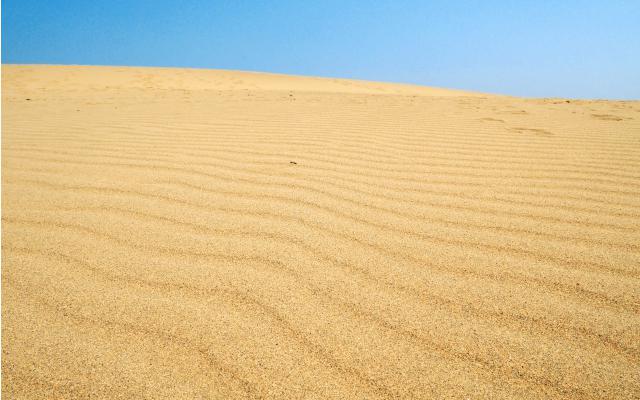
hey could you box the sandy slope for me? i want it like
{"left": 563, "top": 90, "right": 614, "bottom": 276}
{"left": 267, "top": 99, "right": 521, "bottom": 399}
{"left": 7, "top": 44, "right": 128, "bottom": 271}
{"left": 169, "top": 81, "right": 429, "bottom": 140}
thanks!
{"left": 2, "top": 64, "right": 639, "bottom": 399}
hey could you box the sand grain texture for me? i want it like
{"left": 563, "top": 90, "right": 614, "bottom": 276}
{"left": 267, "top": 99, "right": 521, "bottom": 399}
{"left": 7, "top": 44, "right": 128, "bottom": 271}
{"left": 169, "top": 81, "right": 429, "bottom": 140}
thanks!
{"left": 2, "top": 65, "right": 640, "bottom": 399}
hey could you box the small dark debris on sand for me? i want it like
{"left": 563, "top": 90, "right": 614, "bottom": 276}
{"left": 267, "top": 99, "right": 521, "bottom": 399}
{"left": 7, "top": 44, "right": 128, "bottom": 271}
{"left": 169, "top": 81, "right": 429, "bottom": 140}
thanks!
{"left": 289, "top": 161, "right": 297, "bottom": 165}
{"left": 25, "top": 98, "right": 31, "bottom": 101}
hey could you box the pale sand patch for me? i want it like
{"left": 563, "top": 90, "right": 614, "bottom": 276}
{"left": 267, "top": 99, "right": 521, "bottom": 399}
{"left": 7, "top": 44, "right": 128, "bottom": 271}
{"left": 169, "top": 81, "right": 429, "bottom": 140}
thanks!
{"left": 2, "top": 65, "right": 639, "bottom": 399}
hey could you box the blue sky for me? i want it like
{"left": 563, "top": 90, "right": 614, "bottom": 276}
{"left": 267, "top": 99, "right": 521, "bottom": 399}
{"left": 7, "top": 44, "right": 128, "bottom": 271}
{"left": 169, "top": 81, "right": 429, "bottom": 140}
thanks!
{"left": 3, "top": 1, "right": 639, "bottom": 99}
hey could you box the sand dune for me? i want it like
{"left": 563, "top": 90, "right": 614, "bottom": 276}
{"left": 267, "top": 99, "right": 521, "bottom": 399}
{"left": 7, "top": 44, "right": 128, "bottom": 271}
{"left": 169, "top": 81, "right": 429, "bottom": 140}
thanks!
{"left": 2, "top": 64, "right": 639, "bottom": 399}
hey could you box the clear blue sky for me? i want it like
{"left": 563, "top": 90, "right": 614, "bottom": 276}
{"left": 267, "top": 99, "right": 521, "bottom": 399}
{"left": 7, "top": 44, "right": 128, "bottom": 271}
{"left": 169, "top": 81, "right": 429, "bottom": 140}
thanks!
{"left": 3, "top": 1, "right": 639, "bottom": 99}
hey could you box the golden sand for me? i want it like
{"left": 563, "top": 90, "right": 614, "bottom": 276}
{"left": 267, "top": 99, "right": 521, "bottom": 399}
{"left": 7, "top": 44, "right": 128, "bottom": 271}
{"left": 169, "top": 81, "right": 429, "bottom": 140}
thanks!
{"left": 2, "top": 65, "right": 639, "bottom": 399}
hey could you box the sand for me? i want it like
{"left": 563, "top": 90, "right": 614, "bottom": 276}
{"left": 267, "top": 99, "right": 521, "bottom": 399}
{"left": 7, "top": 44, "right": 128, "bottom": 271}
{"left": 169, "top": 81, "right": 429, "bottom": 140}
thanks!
{"left": 2, "top": 64, "right": 639, "bottom": 399}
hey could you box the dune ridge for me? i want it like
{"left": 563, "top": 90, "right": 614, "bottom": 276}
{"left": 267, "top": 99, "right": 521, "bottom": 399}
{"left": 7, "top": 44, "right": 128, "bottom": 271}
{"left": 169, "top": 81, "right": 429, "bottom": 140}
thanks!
{"left": 2, "top": 65, "right": 640, "bottom": 399}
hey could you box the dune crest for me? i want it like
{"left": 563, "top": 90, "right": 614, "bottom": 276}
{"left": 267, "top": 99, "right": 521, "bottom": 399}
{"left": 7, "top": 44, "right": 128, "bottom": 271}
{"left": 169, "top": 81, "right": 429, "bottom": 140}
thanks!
{"left": 2, "top": 64, "right": 482, "bottom": 96}
{"left": 2, "top": 65, "right": 639, "bottom": 399}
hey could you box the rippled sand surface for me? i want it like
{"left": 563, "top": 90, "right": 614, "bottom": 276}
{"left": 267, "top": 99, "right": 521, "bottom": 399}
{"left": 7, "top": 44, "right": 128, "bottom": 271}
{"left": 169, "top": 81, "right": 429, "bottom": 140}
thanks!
{"left": 2, "top": 65, "right": 640, "bottom": 399}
